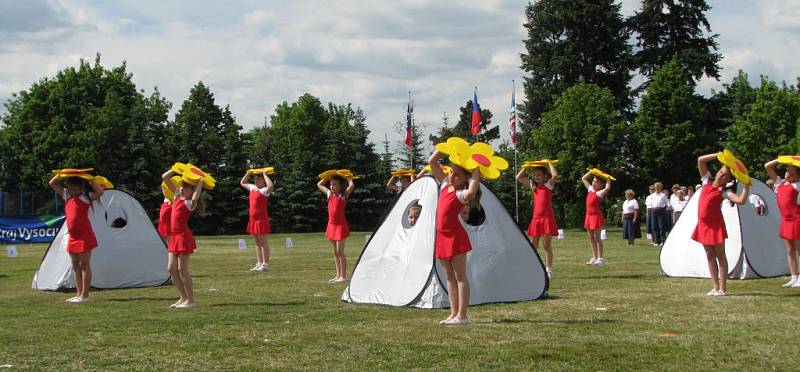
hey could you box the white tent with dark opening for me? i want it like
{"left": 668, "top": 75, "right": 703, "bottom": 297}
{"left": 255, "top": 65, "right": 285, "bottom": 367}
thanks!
{"left": 660, "top": 179, "right": 790, "bottom": 279}
{"left": 32, "top": 190, "right": 170, "bottom": 291}
{"left": 342, "top": 176, "right": 548, "bottom": 308}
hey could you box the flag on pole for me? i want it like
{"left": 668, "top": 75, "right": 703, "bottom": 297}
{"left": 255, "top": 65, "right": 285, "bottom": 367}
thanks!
{"left": 471, "top": 88, "right": 481, "bottom": 136}
{"left": 509, "top": 83, "right": 517, "bottom": 145}
{"left": 405, "top": 100, "right": 413, "bottom": 148}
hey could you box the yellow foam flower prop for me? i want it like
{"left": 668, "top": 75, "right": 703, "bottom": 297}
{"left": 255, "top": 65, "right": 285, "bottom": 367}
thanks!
{"left": 247, "top": 167, "right": 275, "bottom": 175}
{"left": 776, "top": 155, "right": 800, "bottom": 169}
{"left": 179, "top": 163, "right": 216, "bottom": 190}
{"left": 717, "top": 149, "right": 750, "bottom": 185}
{"left": 391, "top": 169, "right": 416, "bottom": 177}
{"left": 522, "top": 159, "right": 558, "bottom": 169}
{"left": 52, "top": 168, "right": 94, "bottom": 175}
{"left": 423, "top": 164, "right": 452, "bottom": 175}
{"left": 93, "top": 176, "right": 114, "bottom": 190}
{"left": 435, "top": 137, "right": 475, "bottom": 169}
{"left": 161, "top": 176, "right": 182, "bottom": 201}
{"left": 587, "top": 168, "right": 617, "bottom": 181}
{"left": 468, "top": 142, "right": 509, "bottom": 180}
{"left": 319, "top": 169, "right": 360, "bottom": 180}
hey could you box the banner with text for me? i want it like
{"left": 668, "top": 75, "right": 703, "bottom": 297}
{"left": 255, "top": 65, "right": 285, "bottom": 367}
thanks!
{"left": 0, "top": 215, "right": 65, "bottom": 244}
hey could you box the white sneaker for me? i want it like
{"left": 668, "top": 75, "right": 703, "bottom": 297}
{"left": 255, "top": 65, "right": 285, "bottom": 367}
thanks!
{"left": 586, "top": 258, "right": 597, "bottom": 265}
{"left": 706, "top": 289, "right": 718, "bottom": 296}
{"left": 259, "top": 263, "right": 270, "bottom": 272}
{"left": 175, "top": 302, "right": 196, "bottom": 308}
{"left": 792, "top": 281, "right": 800, "bottom": 288}
{"left": 249, "top": 264, "right": 261, "bottom": 272}
{"left": 714, "top": 290, "right": 728, "bottom": 297}
{"left": 594, "top": 258, "right": 604, "bottom": 266}
{"left": 65, "top": 296, "right": 78, "bottom": 302}
{"left": 783, "top": 278, "right": 796, "bottom": 287}
{"left": 546, "top": 268, "right": 552, "bottom": 279}
{"left": 69, "top": 296, "right": 91, "bottom": 303}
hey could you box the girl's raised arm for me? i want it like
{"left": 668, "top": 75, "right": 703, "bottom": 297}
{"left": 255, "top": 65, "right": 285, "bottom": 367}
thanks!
{"left": 428, "top": 150, "right": 446, "bottom": 183}
{"left": 49, "top": 175, "right": 64, "bottom": 196}
{"left": 345, "top": 177, "right": 355, "bottom": 199}
{"left": 264, "top": 174, "right": 274, "bottom": 194}
{"left": 764, "top": 159, "right": 780, "bottom": 182}
{"left": 239, "top": 172, "right": 250, "bottom": 190}
{"left": 162, "top": 169, "right": 178, "bottom": 194}
{"left": 317, "top": 179, "right": 330, "bottom": 195}
{"left": 581, "top": 171, "right": 592, "bottom": 190}
{"left": 697, "top": 153, "right": 717, "bottom": 178}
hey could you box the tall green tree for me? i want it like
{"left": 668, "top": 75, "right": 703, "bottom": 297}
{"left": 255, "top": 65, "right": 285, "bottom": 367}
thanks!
{"left": 395, "top": 121, "right": 426, "bottom": 170}
{"left": 630, "top": 0, "right": 722, "bottom": 90}
{"left": 170, "top": 82, "right": 247, "bottom": 233}
{"left": 519, "top": 0, "right": 632, "bottom": 149}
{"left": 725, "top": 78, "right": 800, "bottom": 180}
{"left": 529, "top": 83, "right": 625, "bottom": 227}
{"left": 0, "top": 55, "right": 171, "bottom": 214}
{"left": 629, "top": 58, "right": 710, "bottom": 188}
{"left": 429, "top": 100, "right": 496, "bottom": 146}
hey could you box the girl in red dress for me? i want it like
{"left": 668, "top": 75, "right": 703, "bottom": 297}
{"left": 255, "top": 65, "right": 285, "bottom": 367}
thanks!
{"left": 162, "top": 168, "right": 206, "bottom": 308}
{"left": 582, "top": 171, "right": 611, "bottom": 266}
{"left": 429, "top": 150, "right": 480, "bottom": 326}
{"left": 765, "top": 158, "right": 800, "bottom": 287}
{"left": 516, "top": 162, "right": 558, "bottom": 278}
{"left": 240, "top": 171, "right": 274, "bottom": 272}
{"left": 317, "top": 174, "right": 354, "bottom": 283}
{"left": 694, "top": 153, "right": 749, "bottom": 296}
{"left": 49, "top": 175, "right": 103, "bottom": 303}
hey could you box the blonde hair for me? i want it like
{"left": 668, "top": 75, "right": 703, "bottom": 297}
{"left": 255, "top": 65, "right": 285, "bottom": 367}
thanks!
{"left": 625, "top": 189, "right": 635, "bottom": 197}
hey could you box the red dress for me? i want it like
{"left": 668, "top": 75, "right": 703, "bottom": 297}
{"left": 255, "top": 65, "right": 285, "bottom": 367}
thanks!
{"left": 528, "top": 182, "right": 558, "bottom": 237}
{"left": 247, "top": 187, "right": 272, "bottom": 235}
{"left": 325, "top": 193, "right": 350, "bottom": 241}
{"left": 435, "top": 184, "right": 472, "bottom": 260}
{"left": 691, "top": 183, "right": 727, "bottom": 245}
{"left": 64, "top": 195, "right": 97, "bottom": 254}
{"left": 168, "top": 198, "right": 196, "bottom": 255}
{"left": 157, "top": 199, "right": 171, "bottom": 238}
{"left": 776, "top": 181, "right": 800, "bottom": 240}
{"left": 584, "top": 188, "right": 605, "bottom": 230}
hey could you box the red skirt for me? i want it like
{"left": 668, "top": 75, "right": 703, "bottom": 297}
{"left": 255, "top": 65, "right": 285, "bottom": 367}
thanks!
{"left": 528, "top": 216, "right": 558, "bottom": 237}
{"left": 325, "top": 223, "right": 349, "bottom": 241}
{"left": 168, "top": 232, "right": 196, "bottom": 256}
{"left": 780, "top": 220, "right": 800, "bottom": 240}
{"left": 67, "top": 237, "right": 97, "bottom": 254}
{"left": 584, "top": 215, "right": 605, "bottom": 230}
{"left": 247, "top": 218, "right": 272, "bottom": 235}
{"left": 691, "top": 223, "right": 727, "bottom": 246}
{"left": 435, "top": 228, "right": 472, "bottom": 261}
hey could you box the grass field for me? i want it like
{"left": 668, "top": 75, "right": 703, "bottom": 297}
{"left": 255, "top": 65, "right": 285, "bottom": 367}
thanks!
{"left": 2, "top": 230, "right": 800, "bottom": 370}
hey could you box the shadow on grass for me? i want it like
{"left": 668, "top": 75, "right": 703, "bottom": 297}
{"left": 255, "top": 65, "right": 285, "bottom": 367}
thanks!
{"left": 582, "top": 274, "right": 648, "bottom": 280}
{"left": 725, "top": 292, "right": 800, "bottom": 298}
{"left": 486, "top": 318, "right": 616, "bottom": 325}
{"left": 209, "top": 301, "right": 306, "bottom": 307}
{"left": 0, "top": 274, "right": 8, "bottom": 279}
{"left": 106, "top": 296, "right": 178, "bottom": 302}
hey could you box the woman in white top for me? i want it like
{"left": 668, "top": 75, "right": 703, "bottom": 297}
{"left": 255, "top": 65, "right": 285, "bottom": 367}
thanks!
{"left": 645, "top": 185, "right": 656, "bottom": 244}
{"left": 670, "top": 189, "right": 688, "bottom": 223}
{"left": 650, "top": 182, "right": 670, "bottom": 246}
{"left": 621, "top": 189, "right": 641, "bottom": 246}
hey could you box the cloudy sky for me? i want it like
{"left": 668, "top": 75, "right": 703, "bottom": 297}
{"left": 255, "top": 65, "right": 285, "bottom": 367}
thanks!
{"left": 1, "top": 0, "right": 799, "bottom": 149}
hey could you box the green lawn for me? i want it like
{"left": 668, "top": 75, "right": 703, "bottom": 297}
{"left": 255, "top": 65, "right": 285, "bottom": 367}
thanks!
{"left": 1, "top": 230, "right": 799, "bottom": 370}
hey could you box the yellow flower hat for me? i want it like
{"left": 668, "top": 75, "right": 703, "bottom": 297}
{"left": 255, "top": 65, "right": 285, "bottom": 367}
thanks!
{"left": 319, "top": 169, "right": 360, "bottom": 180}
{"left": 522, "top": 159, "right": 558, "bottom": 169}
{"left": 161, "top": 176, "right": 182, "bottom": 201}
{"left": 587, "top": 168, "right": 617, "bottom": 181}
{"left": 93, "top": 176, "right": 114, "bottom": 190}
{"left": 179, "top": 163, "right": 216, "bottom": 190}
{"left": 435, "top": 137, "right": 508, "bottom": 179}
{"left": 247, "top": 167, "right": 275, "bottom": 175}
{"left": 717, "top": 149, "right": 750, "bottom": 185}
{"left": 391, "top": 169, "right": 416, "bottom": 177}
{"left": 423, "top": 164, "right": 452, "bottom": 175}
{"left": 776, "top": 155, "right": 800, "bottom": 169}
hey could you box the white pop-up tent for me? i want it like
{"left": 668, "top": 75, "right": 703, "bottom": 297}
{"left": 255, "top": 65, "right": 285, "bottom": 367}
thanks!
{"left": 342, "top": 176, "right": 548, "bottom": 308}
{"left": 660, "top": 178, "right": 790, "bottom": 279}
{"left": 32, "top": 190, "right": 170, "bottom": 291}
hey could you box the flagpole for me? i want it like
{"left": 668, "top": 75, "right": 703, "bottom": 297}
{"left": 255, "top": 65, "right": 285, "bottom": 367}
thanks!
{"left": 408, "top": 90, "right": 414, "bottom": 170}
{"left": 512, "top": 80, "right": 519, "bottom": 223}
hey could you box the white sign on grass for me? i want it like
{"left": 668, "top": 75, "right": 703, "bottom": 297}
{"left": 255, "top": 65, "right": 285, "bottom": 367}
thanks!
{"left": 237, "top": 239, "right": 246, "bottom": 250}
{"left": 7, "top": 245, "right": 17, "bottom": 258}
{"left": 285, "top": 237, "right": 294, "bottom": 248}
{"left": 600, "top": 229, "right": 607, "bottom": 240}
{"left": 557, "top": 229, "right": 565, "bottom": 240}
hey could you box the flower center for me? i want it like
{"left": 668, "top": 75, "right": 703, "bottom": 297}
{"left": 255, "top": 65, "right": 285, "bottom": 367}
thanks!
{"left": 190, "top": 167, "right": 205, "bottom": 177}
{"left": 472, "top": 153, "right": 491, "bottom": 167}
